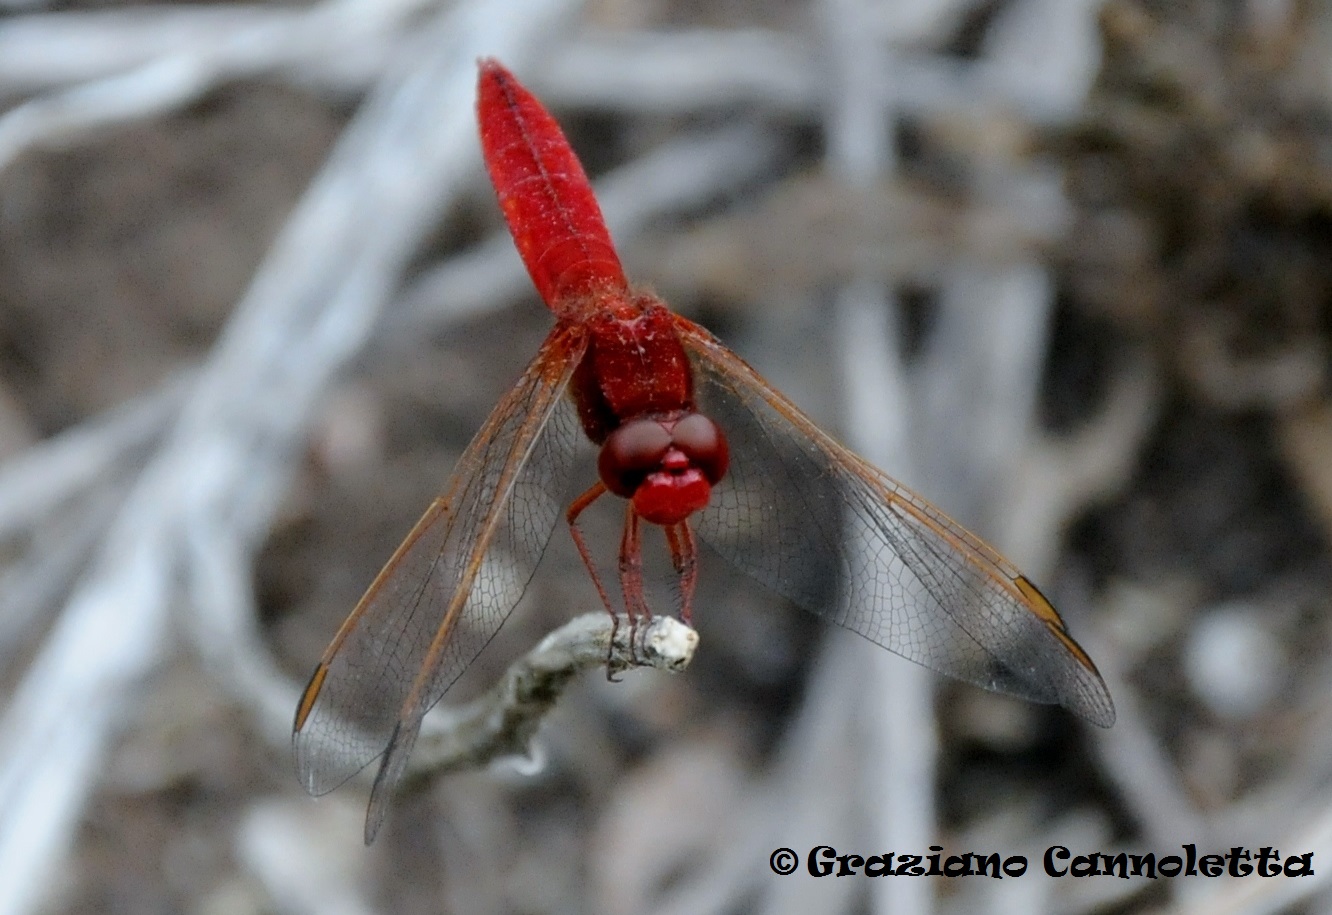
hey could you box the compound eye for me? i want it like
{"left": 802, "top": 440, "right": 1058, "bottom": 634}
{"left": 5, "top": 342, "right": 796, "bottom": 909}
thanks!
{"left": 598, "top": 419, "right": 671, "bottom": 497}
{"left": 671, "top": 413, "right": 729, "bottom": 484}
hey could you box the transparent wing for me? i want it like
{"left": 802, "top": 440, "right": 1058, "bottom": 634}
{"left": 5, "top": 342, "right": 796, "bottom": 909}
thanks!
{"left": 293, "top": 323, "right": 589, "bottom": 826}
{"left": 677, "top": 317, "right": 1114, "bottom": 727}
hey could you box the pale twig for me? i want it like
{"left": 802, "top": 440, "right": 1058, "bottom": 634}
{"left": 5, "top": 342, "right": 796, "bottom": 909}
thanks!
{"left": 1088, "top": 646, "right": 1211, "bottom": 851}
{"left": 0, "top": 489, "right": 120, "bottom": 677}
{"left": 0, "top": 3, "right": 413, "bottom": 94}
{"left": 550, "top": 30, "right": 1100, "bottom": 122}
{"left": 183, "top": 519, "right": 301, "bottom": 748}
{"left": 0, "top": 0, "right": 435, "bottom": 176}
{"left": 404, "top": 615, "right": 698, "bottom": 786}
{"left": 0, "top": 6, "right": 284, "bottom": 90}
{"left": 1002, "top": 351, "right": 1159, "bottom": 580}
{"left": 0, "top": 3, "right": 580, "bottom": 915}
{"left": 0, "top": 371, "right": 186, "bottom": 542}
{"left": 238, "top": 797, "right": 377, "bottom": 915}
{"left": 543, "top": 30, "right": 814, "bottom": 113}
{"left": 978, "top": 0, "right": 1105, "bottom": 120}
{"left": 0, "top": 376, "right": 186, "bottom": 668}
{"left": 0, "top": 376, "right": 188, "bottom": 670}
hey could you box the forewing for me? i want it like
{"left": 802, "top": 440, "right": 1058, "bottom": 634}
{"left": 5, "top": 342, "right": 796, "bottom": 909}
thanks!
{"left": 293, "top": 323, "right": 589, "bottom": 801}
{"left": 677, "top": 317, "right": 1114, "bottom": 727}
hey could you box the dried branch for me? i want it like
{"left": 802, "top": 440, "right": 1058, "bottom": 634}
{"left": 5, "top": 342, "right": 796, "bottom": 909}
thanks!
{"left": 0, "top": 0, "right": 436, "bottom": 175}
{"left": 404, "top": 615, "right": 698, "bottom": 788}
{"left": 0, "top": 3, "right": 415, "bottom": 94}
{"left": 0, "top": 371, "right": 186, "bottom": 541}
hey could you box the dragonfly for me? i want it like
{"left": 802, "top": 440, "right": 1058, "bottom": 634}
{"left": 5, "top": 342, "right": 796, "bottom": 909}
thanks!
{"left": 294, "top": 58, "right": 1115, "bottom": 843}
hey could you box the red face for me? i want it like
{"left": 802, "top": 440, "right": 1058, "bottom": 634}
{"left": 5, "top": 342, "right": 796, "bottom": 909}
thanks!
{"left": 596, "top": 413, "right": 729, "bottom": 525}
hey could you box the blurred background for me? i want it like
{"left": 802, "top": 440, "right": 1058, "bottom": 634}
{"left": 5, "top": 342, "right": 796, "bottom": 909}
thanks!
{"left": 1, "top": 0, "right": 1331, "bottom": 912}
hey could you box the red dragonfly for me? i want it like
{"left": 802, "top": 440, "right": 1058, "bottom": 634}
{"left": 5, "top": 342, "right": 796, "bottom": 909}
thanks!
{"left": 294, "top": 59, "right": 1115, "bottom": 842}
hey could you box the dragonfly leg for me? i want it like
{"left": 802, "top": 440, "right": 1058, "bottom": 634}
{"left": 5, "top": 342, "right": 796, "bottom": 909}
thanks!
{"left": 664, "top": 521, "right": 698, "bottom": 627}
{"left": 567, "top": 482, "right": 624, "bottom": 678}
{"left": 619, "top": 506, "right": 647, "bottom": 662}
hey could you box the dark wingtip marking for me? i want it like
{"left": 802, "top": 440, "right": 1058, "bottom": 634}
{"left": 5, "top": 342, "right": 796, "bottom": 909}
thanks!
{"left": 1015, "top": 575, "right": 1097, "bottom": 670}
{"left": 1013, "top": 576, "right": 1066, "bottom": 629}
{"left": 293, "top": 663, "right": 328, "bottom": 733}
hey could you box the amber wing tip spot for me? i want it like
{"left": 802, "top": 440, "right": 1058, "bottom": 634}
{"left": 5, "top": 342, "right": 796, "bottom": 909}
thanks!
{"left": 293, "top": 663, "right": 329, "bottom": 733}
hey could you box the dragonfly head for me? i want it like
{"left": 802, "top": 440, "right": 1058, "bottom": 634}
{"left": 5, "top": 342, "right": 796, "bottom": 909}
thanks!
{"left": 597, "top": 412, "right": 729, "bottom": 525}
